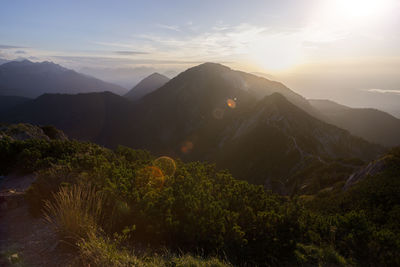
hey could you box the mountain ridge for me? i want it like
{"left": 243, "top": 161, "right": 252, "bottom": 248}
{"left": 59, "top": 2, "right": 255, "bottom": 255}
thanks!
{"left": 310, "top": 99, "right": 400, "bottom": 147}
{"left": 124, "top": 72, "right": 170, "bottom": 101}
{"left": 1, "top": 63, "right": 384, "bottom": 192}
{"left": 0, "top": 60, "right": 128, "bottom": 98}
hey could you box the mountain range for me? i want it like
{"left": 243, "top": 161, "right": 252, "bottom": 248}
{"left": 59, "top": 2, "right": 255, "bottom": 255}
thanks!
{"left": 0, "top": 63, "right": 385, "bottom": 192}
{"left": 310, "top": 99, "right": 400, "bottom": 147}
{"left": 0, "top": 60, "right": 127, "bottom": 98}
{"left": 125, "top": 72, "right": 170, "bottom": 101}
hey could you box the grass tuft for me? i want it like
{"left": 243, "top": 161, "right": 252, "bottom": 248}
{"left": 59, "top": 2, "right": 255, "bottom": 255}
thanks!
{"left": 43, "top": 182, "right": 105, "bottom": 241}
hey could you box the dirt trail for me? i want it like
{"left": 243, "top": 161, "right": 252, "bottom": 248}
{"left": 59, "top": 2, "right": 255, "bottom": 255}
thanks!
{"left": 0, "top": 174, "right": 75, "bottom": 266}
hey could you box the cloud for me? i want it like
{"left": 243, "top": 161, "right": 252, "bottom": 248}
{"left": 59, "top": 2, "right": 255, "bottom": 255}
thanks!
{"left": 0, "top": 44, "right": 25, "bottom": 49}
{"left": 156, "top": 24, "right": 181, "bottom": 32}
{"left": 52, "top": 55, "right": 205, "bottom": 65}
{"left": 114, "top": 51, "right": 148, "bottom": 55}
{"left": 91, "top": 22, "right": 354, "bottom": 71}
{"left": 15, "top": 50, "right": 26, "bottom": 54}
{"left": 366, "top": 89, "right": 400, "bottom": 95}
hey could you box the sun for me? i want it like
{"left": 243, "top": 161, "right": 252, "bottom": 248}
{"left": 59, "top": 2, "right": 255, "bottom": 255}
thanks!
{"left": 318, "top": 0, "right": 394, "bottom": 24}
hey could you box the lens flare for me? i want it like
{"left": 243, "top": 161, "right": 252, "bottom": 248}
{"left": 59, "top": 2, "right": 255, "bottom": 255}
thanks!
{"left": 181, "top": 141, "right": 194, "bottom": 154}
{"left": 212, "top": 108, "right": 225, "bottom": 119}
{"left": 154, "top": 156, "right": 176, "bottom": 177}
{"left": 139, "top": 165, "right": 165, "bottom": 188}
{"left": 226, "top": 98, "right": 236, "bottom": 109}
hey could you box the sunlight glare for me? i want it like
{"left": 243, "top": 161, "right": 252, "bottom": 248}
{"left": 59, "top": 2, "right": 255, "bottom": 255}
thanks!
{"left": 226, "top": 98, "right": 236, "bottom": 109}
{"left": 154, "top": 156, "right": 176, "bottom": 177}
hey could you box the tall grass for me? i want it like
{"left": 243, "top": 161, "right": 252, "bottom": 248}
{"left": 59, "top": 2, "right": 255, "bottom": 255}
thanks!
{"left": 43, "top": 182, "right": 231, "bottom": 266}
{"left": 77, "top": 232, "right": 231, "bottom": 267}
{"left": 43, "top": 183, "right": 105, "bottom": 241}
{"left": 77, "top": 231, "right": 143, "bottom": 267}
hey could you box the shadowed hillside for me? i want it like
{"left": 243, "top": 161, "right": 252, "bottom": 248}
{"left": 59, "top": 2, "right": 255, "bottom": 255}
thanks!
{"left": 310, "top": 99, "right": 400, "bottom": 147}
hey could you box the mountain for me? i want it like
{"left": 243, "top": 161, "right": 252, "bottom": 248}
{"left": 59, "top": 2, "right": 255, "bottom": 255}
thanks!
{"left": 0, "top": 58, "right": 9, "bottom": 65}
{"left": 0, "top": 60, "right": 127, "bottom": 98}
{"left": 310, "top": 99, "right": 400, "bottom": 147}
{"left": 1, "top": 92, "right": 132, "bottom": 145}
{"left": 124, "top": 72, "right": 170, "bottom": 101}
{"left": 124, "top": 63, "right": 382, "bottom": 190}
{"left": 1, "top": 63, "right": 383, "bottom": 192}
{"left": 0, "top": 95, "right": 31, "bottom": 112}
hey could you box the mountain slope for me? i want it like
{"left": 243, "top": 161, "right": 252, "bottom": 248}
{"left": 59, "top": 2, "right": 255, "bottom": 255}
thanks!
{"left": 1, "top": 92, "right": 132, "bottom": 145}
{"left": 125, "top": 64, "right": 382, "bottom": 189}
{"left": 214, "top": 94, "right": 380, "bottom": 188}
{"left": 0, "top": 95, "right": 31, "bottom": 112}
{"left": 1, "top": 63, "right": 383, "bottom": 192}
{"left": 310, "top": 99, "right": 400, "bottom": 147}
{"left": 124, "top": 72, "right": 170, "bottom": 101}
{"left": 0, "top": 60, "right": 127, "bottom": 98}
{"left": 0, "top": 58, "right": 9, "bottom": 65}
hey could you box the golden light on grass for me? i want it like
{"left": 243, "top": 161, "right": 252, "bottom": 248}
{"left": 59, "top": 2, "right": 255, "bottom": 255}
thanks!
{"left": 43, "top": 183, "right": 105, "bottom": 241}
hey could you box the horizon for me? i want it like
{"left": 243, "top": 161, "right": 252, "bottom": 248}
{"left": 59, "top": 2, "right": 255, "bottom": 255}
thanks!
{"left": 1, "top": 0, "right": 400, "bottom": 115}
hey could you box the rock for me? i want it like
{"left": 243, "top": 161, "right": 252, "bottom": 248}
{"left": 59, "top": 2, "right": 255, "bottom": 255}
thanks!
{"left": 344, "top": 159, "right": 386, "bottom": 190}
{"left": 0, "top": 191, "right": 25, "bottom": 211}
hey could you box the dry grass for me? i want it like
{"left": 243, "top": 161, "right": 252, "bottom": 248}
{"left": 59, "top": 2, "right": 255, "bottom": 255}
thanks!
{"left": 43, "top": 182, "right": 105, "bottom": 241}
{"left": 43, "top": 182, "right": 231, "bottom": 266}
{"left": 77, "top": 231, "right": 142, "bottom": 267}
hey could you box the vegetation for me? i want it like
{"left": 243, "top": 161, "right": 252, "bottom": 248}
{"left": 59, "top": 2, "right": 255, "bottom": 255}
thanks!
{"left": 0, "top": 133, "right": 399, "bottom": 266}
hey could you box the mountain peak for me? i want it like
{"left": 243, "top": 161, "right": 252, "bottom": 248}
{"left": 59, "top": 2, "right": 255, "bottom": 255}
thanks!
{"left": 192, "top": 62, "right": 232, "bottom": 72}
{"left": 148, "top": 72, "right": 167, "bottom": 78}
{"left": 0, "top": 60, "right": 127, "bottom": 97}
{"left": 124, "top": 72, "right": 170, "bottom": 101}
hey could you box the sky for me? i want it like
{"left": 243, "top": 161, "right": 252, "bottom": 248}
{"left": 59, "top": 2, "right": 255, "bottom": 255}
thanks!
{"left": 1, "top": 0, "right": 400, "bottom": 115}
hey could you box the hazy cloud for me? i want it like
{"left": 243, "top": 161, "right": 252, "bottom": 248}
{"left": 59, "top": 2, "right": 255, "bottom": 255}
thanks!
{"left": 0, "top": 44, "right": 25, "bottom": 49}
{"left": 114, "top": 51, "right": 149, "bottom": 55}
{"left": 156, "top": 24, "right": 181, "bottom": 32}
{"left": 15, "top": 50, "right": 26, "bottom": 54}
{"left": 366, "top": 89, "right": 400, "bottom": 95}
{"left": 53, "top": 55, "right": 205, "bottom": 65}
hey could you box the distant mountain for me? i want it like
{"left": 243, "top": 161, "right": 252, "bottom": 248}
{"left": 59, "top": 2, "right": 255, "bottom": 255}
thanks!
{"left": 310, "top": 99, "right": 400, "bottom": 147}
{"left": 125, "top": 73, "right": 170, "bottom": 101}
{"left": 0, "top": 60, "right": 127, "bottom": 98}
{"left": 1, "top": 63, "right": 383, "bottom": 192}
{"left": 1, "top": 92, "right": 132, "bottom": 145}
{"left": 0, "top": 58, "right": 9, "bottom": 65}
{"left": 0, "top": 95, "right": 31, "bottom": 112}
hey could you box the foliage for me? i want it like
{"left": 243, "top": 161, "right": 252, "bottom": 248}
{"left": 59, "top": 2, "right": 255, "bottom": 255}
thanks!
{"left": 0, "top": 134, "right": 399, "bottom": 266}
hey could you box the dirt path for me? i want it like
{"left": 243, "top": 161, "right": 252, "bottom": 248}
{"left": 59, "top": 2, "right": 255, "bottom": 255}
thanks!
{"left": 0, "top": 174, "right": 75, "bottom": 266}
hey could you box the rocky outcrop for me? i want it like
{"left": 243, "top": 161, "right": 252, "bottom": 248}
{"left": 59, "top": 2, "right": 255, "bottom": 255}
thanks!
{"left": 0, "top": 123, "right": 67, "bottom": 141}
{"left": 344, "top": 159, "right": 386, "bottom": 190}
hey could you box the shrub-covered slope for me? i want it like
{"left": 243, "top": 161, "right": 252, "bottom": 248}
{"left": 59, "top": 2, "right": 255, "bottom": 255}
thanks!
{"left": 0, "top": 125, "right": 398, "bottom": 266}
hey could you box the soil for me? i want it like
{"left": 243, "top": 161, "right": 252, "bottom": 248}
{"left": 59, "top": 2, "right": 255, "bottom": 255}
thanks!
{"left": 0, "top": 174, "right": 76, "bottom": 266}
